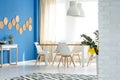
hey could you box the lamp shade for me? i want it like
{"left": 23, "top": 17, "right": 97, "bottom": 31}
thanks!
{"left": 67, "top": 1, "right": 84, "bottom": 17}
{"left": 77, "top": 3, "right": 84, "bottom": 17}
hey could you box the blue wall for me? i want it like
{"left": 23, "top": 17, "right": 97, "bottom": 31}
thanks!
{"left": 0, "top": 0, "right": 38, "bottom": 63}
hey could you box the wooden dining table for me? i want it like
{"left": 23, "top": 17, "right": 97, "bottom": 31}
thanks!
{"left": 38, "top": 43, "right": 85, "bottom": 67}
{"left": 39, "top": 43, "right": 81, "bottom": 46}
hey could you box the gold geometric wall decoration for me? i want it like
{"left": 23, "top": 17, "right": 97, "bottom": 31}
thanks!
{"left": 8, "top": 22, "right": 12, "bottom": 30}
{"left": 15, "top": 15, "right": 20, "bottom": 23}
{"left": 28, "top": 25, "right": 32, "bottom": 31}
{"left": 3, "top": 17, "right": 8, "bottom": 25}
{"left": 22, "top": 24, "right": 26, "bottom": 31}
{"left": 0, "top": 21, "right": 4, "bottom": 29}
{"left": 12, "top": 18, "right": 16, "bottom": 26}
{"left": 0, "top": 16, "right": 32, "bottom": 35}
{"left": 16, "top": 24, "right": 20, "bottom": 31}
{"left": 25, "top": 20, "right": 29, "bottom": 27}
{"left": 19, "top": 28, "right": 23, "bottom": 35}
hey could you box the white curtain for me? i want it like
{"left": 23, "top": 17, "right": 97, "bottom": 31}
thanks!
{"left": 40, "top": 0, "right": 56, "bottom": 44}
{"left": 40, "top": 0, "right": 98, "bottom": 43}
{"left": 40, "top": 0, "right": 56, "bottom": 61}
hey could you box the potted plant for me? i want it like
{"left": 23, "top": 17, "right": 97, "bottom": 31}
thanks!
{"left": 8, "top": 35, "right": 14, "bottom": 44}
{"left": 81, "top": 30, "right": 99, "bottom": 55}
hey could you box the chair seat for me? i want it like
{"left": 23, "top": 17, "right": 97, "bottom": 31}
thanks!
{"left": 72, "top": 52, "right": 82, "bottom": 54}
{"left": 57, "top": 43, "right": 75, "bottom": 67}
{"left": 61, "top": 53, "right": 72, "bottom": 56}
{"left": 38, "top": 51, "right": 50, "bottom": 54}
{"left": 38, "top": 52, "right": 45, "bottom": 54}
{"left": 34, "top": 42, "right": 50, "bottom": 65}
{"left": 88, "top": 48, "right": 96, "bottom": 54}
{"left": 87, "top": 48, "right": 97, "bottom": 66}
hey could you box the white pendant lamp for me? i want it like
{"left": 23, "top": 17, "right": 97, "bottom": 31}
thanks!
{"left": 77, "top": 3, "right": 84, "bottom": 17}
{"left": 67, "top": 1, "right": 84, "bottom": 17}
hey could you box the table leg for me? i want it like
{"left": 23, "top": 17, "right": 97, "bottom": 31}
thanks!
{"left": 9, "top": 49, "right": 11, "bottom": 64}
{"left": 44, "top": 46, "right": 48, "bottom": 65}
{"left": 82, "top": 46, "right": 84, "bottom": 67}
{"left": 16, "top": 47, "right": 18, "bottom": 65}
{"left": 9, "top": 47, "right": 18, "bottom": 65}
{"left": 1, "top": 49, "right": 3, "bottom": 67}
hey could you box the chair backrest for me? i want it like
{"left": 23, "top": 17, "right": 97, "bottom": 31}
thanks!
{"left": 53, "top": 46, "right": 59, "bottom": 53}
{"left": 88, "top": 47, "right": 96, "bottom": 54}
{"left": 72, "top": 46, "right": 82, "bottom": 53}
{"left": 58, "top": 43, "right": 71, "bottom": 55}
{"left": 34, "top": 42, "right": 44, "bottom": 54}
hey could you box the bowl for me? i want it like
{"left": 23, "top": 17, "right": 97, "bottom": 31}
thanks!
{"left": 0, "top": 41, "right": 6, "bottom": 45}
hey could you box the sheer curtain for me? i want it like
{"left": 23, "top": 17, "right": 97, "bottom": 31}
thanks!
{"left": 55, "top": 0, "right": 98, "bottom": 43}
{"left": 40, "top": 0, "right": 98, "bottom": 43}
{"left": 40, "top": 0, "right": 98, "bottom": 61}
{"left": 40, "top": 0, "right": 56, "bottom": 44}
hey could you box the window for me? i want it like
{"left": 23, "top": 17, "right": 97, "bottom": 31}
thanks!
{"left": 55, "top": 0, "right": 98, "bottom": 43}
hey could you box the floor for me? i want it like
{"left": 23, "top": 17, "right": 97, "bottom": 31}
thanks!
{"left": 0, "top": 60, "right": 97, "bottom": 80}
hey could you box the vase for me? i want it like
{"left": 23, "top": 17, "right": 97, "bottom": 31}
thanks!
{"left": 8, "top": 40, "right": 13, "bottom": 44}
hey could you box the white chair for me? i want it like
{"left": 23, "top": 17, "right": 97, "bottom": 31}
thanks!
{"left": 52, "top": 46, "right": 61, "bottom": 65}
{"left": 52, "top": 42, "right": 65, "bottom": 65}
{"left": 57, "top": 43, "right": 75, "bottom": 67}
{"left": 34, "top": 42, "right": 50, "bottom": 65}
{"left": 71, "top": 46, "right": 82, "bottom": 66}
{"left": 87, "top": 47, "right": 96, "bottom": 66}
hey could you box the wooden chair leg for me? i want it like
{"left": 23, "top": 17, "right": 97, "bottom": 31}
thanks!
{"left": 64, "top": 57, "right": 67, "bottom": 67}
{"left": 39, "top": 55, "right": 42, "bottom": 64}
{"left": 87, "top": 54, "right": 93, "bottom": 66}
{"left": 43, "top": 55, "right": 50, "bottom": 64}
{"left": 35, "top": 54, "right": 40, "bottom": 65}
{"left": 61, "top": 57, "right": 63, "bottom": 65}
{"left": 89, "top": 55, "right": 94, "bottom": 65}
{"left": 52, "top": 54, "right": 57, "bottom": 65}
{"left": 70, "top": 55, "right": 74, "bottom": 65}
{"left": 58, "top": 56, "right": 62, "bottom": 67}
{"left": 78, "top": 54, "right": 81, "bottom": 65}
{"left": 48, "top": 58, "right": 51, "bottom": 64}
{"left": 67, "top": 57, "right": 68, "bottom": 68}
{"left": 70, "top": 56, "right": 75, "bottom": 67}
{"left": 63, "top": 57, "right": 65, "bottom": 67}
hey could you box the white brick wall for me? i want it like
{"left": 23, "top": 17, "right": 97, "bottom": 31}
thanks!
{"left": 99, "top": 0, "right": 120, "bottom": 80}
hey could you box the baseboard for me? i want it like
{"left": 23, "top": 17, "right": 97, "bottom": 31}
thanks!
{"left": 1, "top": 60, "right": 36, "bottom": 66}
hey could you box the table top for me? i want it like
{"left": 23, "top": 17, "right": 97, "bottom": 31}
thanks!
{"left": 39, "top": 43, "right": 81, "bottom": 46}
{"left": 0, "top": 44, "right": 18, "bottom": 48}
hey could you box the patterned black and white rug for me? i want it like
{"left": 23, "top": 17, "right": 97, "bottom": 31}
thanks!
{"left": 9, "top": 73, "right": 97, "bottom": 80}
